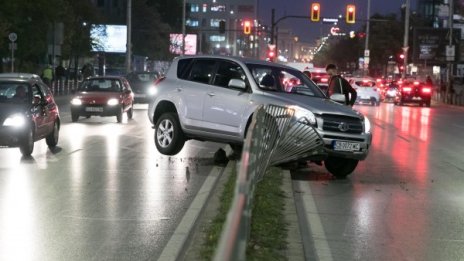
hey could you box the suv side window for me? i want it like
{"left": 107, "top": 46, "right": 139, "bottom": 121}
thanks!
{"left": 213, "top": 61, "right": 248, "bottom": 89}
{"left": 177, "top": 58, "right": 193, "bottom": 79}
{"left": 188, "top": 59, "right": 217, "bottom": 84}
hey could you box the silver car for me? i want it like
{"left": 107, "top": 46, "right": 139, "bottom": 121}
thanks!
{"left": 148, "top": 56, "right": 372, "bottom": 178}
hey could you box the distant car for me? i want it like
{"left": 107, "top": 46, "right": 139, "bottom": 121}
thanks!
{"left": 0, "top": 73, "right": 60, "bottom": 156}
{"left": 350, "top": 78, "right": 380, "bottom": 106}
{"left": 395, "top": 81, "right": 432, "bottom": 107}
{"left": 384, "top": 84, "right": 400, "bottom": 102}
{"left": 70, "top": 76, "right": 134, "bottom": 123}
{"left": 126, "top": 71, "right": 160, "bottom": 103}
{"left": 304, "top": 68, "right": 329, "bottom": 94}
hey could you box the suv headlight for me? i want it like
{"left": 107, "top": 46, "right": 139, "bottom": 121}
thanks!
{"left": 71, "top": 98, "right": 82, "bottom": 105}
{"left": 107, "top": 98, "right": 119, "bottom": 106}
{"left": 3, "top": 114, "right": 26, "bottom": 127}
{"left": 364, "top": 116, "right": 371, "bottom": 133}
{"left": 288, "top": 105, "right": 317, "bottom": 126}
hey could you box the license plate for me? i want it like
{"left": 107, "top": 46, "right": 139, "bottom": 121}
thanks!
{"left": 333, "top": 141, "right": 361, "bottom": 152}
{"left": 85, "top": 107, "right": 103, "bottom": 112}
{"left": 134, "top": 93, "right": 147, "bottom": 98}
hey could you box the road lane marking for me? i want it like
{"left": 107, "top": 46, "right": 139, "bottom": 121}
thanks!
{"left": 294, "top": 179, "right": 334, "bottom": 261}
{"left": 396, "top": 135, "right": 410, "bottom": 142}
{"left": 157, "top": 165, "right": 224, "bottom": 260}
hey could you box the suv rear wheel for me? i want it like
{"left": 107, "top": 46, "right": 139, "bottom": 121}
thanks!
{"left": 324, "top": 156, "right": 359, "bottom": 179}
{"left": 155, "top": 113, "right": 185, "bottom": 155}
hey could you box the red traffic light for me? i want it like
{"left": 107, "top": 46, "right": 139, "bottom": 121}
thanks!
{"left": 243, "top": 20, "right": 252, "bottom": 35}
{"left": 346, "top": 4, "right": 356, "bottom": 24}
{"left": 311, "top": 3, "right": 320, "bottom": 22}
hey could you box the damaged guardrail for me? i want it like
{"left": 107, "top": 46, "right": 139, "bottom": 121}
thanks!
{"left": 213, "top": 104, "right": 324, "bottom": 261}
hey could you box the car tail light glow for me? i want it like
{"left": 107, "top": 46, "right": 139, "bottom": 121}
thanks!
{"left": 154, "top": 76, "right": 166, "bottom": 86}
{"left": 403, "top": 87, "right": 412, "bottom": 92}
{"left": 422, "top": 87, "right": 432, "bottom": 93}
{"left": 414, "top": 81, "right": 420, "bottom": 85}
{"left": 321, "top": 78, "right": 328, "bottom": 83}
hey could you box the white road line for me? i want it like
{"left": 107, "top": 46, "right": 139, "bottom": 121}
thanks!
{"left": 296, "top": 180, "right": 334, "bottom": 261}
{"left": 157, "top": 166, "right": 223, "bottom": 261}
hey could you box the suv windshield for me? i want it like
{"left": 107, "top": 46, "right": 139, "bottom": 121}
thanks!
{"left": 79, "top": 79, "right": 122, "bottom": 92}
{"left": 0, "top": 82, "right": 30, "bottom": 103}
{"left": 247, "top": 64, "right": 326, "bottom": 98}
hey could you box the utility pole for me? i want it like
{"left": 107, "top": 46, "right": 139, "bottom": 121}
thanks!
{"left": 126, "top": 0, "right": 132, "bottom": 73}
{"left": 446, "top": 0, "right": 454, "bottom": 103}
{"left": 364, "top": 0, "right": 371, "bottom": 76}
{"left": 270, "top": 9, "right": 275, "bottom": 45}
{"left": 182, "top": 0, "right": 186, "bottom": 55}
{"left": 402, "top": 0, "right": 410, "bottom": 79}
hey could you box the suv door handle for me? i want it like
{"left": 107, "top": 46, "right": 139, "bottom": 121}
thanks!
{"left": 177, "top": 88, "right": 182, "bottom": 92}
{"left": 207, "top": 92, "right": 216, "bottom": 97}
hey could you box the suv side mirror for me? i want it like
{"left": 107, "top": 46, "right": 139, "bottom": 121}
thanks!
{"left": 330, "top": 93, "right": 346, "bottom": 104}
{"left": 228, "top": 79, "right": 246, "bottom": 90}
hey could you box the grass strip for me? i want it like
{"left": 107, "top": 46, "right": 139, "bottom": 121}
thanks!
{"left": 247, "top": 168, "right": 287, "bottom": 261}
{"left": 200, "top": 164, "right": 237, "bottom": 260}
{"left": 200, "top": 166, "right": 287, "bottom": 260}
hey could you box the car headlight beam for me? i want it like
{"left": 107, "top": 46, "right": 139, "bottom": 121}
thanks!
{"left": 107, "top": 98, "right": 119, "bottom": 106}
{"left": 71, "top": 98, "right": 82, "bottom": 105}
{"left": 288, "top": 105, "right": 317, "bottom": 126}
{"left": 364, "top": 116, "right": 371, "bottom": 133}
{"left": 3, "top": 114, "right": 26, "bottom": 127}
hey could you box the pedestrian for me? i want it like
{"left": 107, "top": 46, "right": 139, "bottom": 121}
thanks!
{"left": 303, "top": 70, "right": 312, "bottom": 80}
{"left": 55, "top": 63, "right": 66, "bottom": 82}
{"left": 326, "top": 64, "right": 357, "bottom": 106}
{"left": 42, "top": 64, "right": 54, "bottom": 86}
{"left": 426, "top": 75, "right": 433, "bottom": 86}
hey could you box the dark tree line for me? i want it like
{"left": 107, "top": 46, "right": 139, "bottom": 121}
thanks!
{"left": 0, "top": 0, "right": 182, "bottom": 72}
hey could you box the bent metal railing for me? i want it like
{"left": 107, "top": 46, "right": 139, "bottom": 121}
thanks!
{"left": 213, "top": 104, "right": 324, "bottom": 261}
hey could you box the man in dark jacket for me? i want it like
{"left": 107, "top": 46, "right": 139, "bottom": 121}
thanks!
{"left": 326, "top": 64, "right": 357, "bottom": 106}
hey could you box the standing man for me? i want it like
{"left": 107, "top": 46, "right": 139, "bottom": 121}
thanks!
{"left": 326, "top": 64, "right": 357, "bottom": 106}
{"left": 42, "top": 64, "right": 54, "bottom": 86}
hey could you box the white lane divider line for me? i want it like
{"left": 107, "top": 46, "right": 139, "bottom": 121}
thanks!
{"left": 297, "top": 181, "right": 334, "bottom": 261}
{"left": 157, "top": 166, "right": 223, "bottom": 261}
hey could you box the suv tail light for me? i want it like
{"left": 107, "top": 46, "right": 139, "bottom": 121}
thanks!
{"left": 154, "top": 76, "right": 166, "bottom": 86}
{"left": 321, "top": 78, "right": 328, "bottom": 83}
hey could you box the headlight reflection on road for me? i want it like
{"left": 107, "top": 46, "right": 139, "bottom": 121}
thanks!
{"left": 0, "top": 169, "right": 36, "bottom": 260}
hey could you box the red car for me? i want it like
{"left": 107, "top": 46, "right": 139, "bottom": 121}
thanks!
{"left": 70, "top": 76, "right": 134, "bottom": 122}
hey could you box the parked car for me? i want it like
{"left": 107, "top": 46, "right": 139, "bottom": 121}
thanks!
{"left": 349, "top": 77, "right": 381, "bottom": 106}
{"left": 70, "top": 76, "right": 134, "bottom": 123}
{"left": 126, "top": 71, "right": 160, "bottom": 103}
{"left": 0, "top": 73, "right": 60, "bottom": 156}
{"left": 394, "top": 81, "right": 432, "bottom": 107}
{"left": 147, "top": 56, "right": 372, "bottom": 178}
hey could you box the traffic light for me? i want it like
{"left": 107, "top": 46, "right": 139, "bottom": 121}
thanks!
{"left": 243, "top": 20, "right": 252, "bottom": 35}
{"left": 219, "top": 20, "right": 226, "bottom": 34}
{"left": 310, "top": 3, "right": 320, "bottom": 22}
{"left": 346, "top": 4, "right": 356, "bottom": 24}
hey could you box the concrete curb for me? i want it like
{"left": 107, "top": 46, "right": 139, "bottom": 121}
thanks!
{"left": 181, "top": 159, "right": 236, "bottom": 261}
{"left": 282, "top": 170, "right": 305, "bottom": 261}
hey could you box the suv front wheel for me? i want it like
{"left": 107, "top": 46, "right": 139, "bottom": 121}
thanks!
{"left": 155, "top": 113, "right": 185, "bottom": 155}
{"left": 324, "top": 156, "right": 359, "bottom": 179}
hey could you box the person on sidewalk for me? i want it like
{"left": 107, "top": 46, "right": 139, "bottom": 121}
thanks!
{"left": 42, "top": 64, "right": 54, "bottom": 86}
{"left": 326, "top": 64, "right": 357, "bottom": 106}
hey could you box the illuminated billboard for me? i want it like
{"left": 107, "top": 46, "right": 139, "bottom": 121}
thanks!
{"left": 169, "top": 34, "right": 197, "bottom": 55}
{"left": 91, "top": 24, "right": 127, "bottom": 53}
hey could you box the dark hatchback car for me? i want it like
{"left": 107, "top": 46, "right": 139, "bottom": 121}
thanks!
{"left": 395, "top": 81, "right": 432, "bottom": 107}
{"left": 70, "top": 76, "right": 134, "bottom": 123}
{"left": 0, "top": 73, "right": 60, "bottom": 156}
{"left": 126, "top": 71, "right": 160, "bottom": 103}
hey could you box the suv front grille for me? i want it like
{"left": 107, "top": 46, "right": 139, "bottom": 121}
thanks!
{"left": 321, "top": 114, "right": 363, "bottom": 134}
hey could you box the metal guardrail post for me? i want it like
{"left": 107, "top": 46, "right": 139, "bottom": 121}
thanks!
{"left": 214, "top": 104, "right": 324, "bottom": 261}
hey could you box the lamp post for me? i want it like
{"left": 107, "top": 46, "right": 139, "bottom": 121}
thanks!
{"left": 446, "top": 0, "right": 454, "bottom": 103}
{"left": 402, "top": 0, "right": 410, "bottom": 79}
{"left": 364, "top": 0, "right": 371, "bottom": 76}
{"left": 125, "top": 0, "right": 132, "bottom": 74}
{"left": 182, "top": 0, "right": 186, "bottom": 55}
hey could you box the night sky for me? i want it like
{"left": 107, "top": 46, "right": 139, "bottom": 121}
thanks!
{"left": 258, "top": 0, "right": 419, "bottom": 43}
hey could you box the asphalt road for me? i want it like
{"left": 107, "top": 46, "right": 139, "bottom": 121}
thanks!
{"left": 0, "top": 97, "right": 225, "bottom": 260}
{"left": 293, "top": 102, "right": 464, "bottom": 261}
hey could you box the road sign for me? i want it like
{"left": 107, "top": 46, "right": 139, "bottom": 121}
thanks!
{"left": 446, "top": 45, "right": 455, "bottom": 61}
{"left": 8, "top": 33, "right": 17, "bottom": 42}
{"left": 364, "top": 49, "right": 370, "bottom": 57}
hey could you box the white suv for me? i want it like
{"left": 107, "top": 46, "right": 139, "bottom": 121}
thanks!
{"left": 148, "top": 56, "right": 372, "bottom": 178}
{"left": 349, "top": 77, "right": 381, "bottom": 106}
